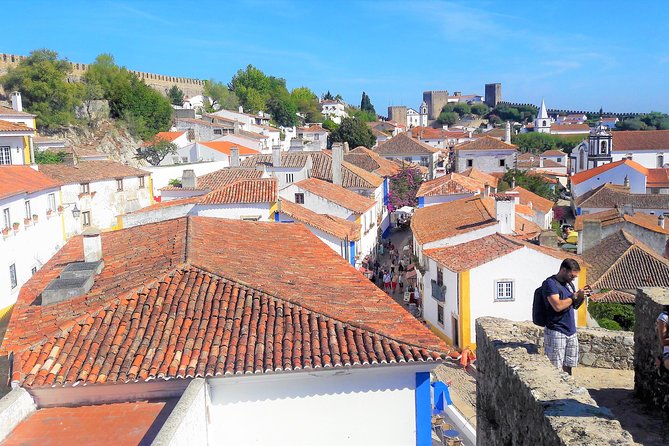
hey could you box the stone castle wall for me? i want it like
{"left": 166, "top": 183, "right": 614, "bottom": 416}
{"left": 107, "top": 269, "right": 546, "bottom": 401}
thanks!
{"left": 0, "top": 53, "right": 205, "bottom": 98}
{"left": 634, "top": 287, "right": 669, "bottom": 414}
{"left": 476, "top": 317, "right": 634, "bottom": 445}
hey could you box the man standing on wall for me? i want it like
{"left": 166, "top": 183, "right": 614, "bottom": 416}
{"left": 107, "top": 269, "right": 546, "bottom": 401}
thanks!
{"left": 542, "top": 258, "right": 590, "bottom": 375}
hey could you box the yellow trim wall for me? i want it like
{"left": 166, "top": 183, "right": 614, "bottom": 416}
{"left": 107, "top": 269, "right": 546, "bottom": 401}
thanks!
{"left": 577, "top": 266, "right": 588, "bottom": 327}
{"left": 59, "top": 189, "right": 66, "bottom": 242}
{"left": 426, "top": 321, "right": 453, "bottom": 346}
{"left": 22, "top": 135, "right": 30, "bottom": 164}
{"left": 459, "top": 270, "right": 472, "bottom": 349}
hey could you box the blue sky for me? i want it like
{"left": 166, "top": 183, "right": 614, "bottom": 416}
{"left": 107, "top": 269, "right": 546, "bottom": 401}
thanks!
{"left": 4, "top": 1, "right": 669, "bottom": 114}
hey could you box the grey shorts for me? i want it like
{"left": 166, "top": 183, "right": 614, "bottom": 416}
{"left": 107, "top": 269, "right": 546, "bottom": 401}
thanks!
{"left": 544, "top": 327, "right": 579, "bottom": 369}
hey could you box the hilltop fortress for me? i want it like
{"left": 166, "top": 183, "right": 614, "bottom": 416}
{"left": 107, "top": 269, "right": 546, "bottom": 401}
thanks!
{"left": 0, "top": 52, "right": 205, "bottom": 98}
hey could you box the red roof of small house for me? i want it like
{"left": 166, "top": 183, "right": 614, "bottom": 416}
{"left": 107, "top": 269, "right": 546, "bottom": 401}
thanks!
{"left": 416, "top": 173, "right": 484, "bottom": 197}
{"left": 0, "top": 119, "right": 33, "bottom": 133}
{"left": 647, "top": 168, "right": 669, "bottom": 187}
{"left": 279, "top": 200, "right": 361, "bottom": 241}
{"left": 509, "top": 186, "right": 555, "bottom": 214}
{"left": 460, "top": 167, "right": 500, "bottom": 188}
{"left": 199, "top": 141, "right": 260, "bottom": 156}
{"left": 550, "top": 124, "right": 591, "bottom": 133}
{"left": 294, "top": 177, "right": 375, "bottom": 214}
{"left": 570, "top": 159, "right": 648, "bottom": 185}
{"left": 2, "top": 217, "right": 448, "bottom": 387}
{"left": 153, "top": 131, "right": 185, "bottom": 142}
{"left": 0, "top": 166, "right": 60, "bottom": 201}
{"left": 39, "top": 161, "right": 149, "bottom": 184}
{"left": 199, "top": 178, "right": 277, "bottom": 204}
{"left": 611, "top": 130, "right": 669, "bottom": 152}
{"left": 454, "top": 136, "right": 517, "bottom": 152}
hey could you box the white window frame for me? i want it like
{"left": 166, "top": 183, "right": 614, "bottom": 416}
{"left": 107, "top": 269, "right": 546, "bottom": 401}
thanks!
{"left": 495, "top": 280, "right": 514, "bottom": 301}
{"left": 286, "top": 173, "right": 294, "bottom": 183}
{"left": 82, "top": 211, "right": 91, "bottom": 227}
{"left": 9, "top": 263, "right": 17, "bottom": 289}
{"left": 295, "top": 193, "right": 304, "bottom": 204}
{"left": 0, "top": 146, "right": 11, "bottom": 165}
{"left": 437, "top": 303, "right": 444, "bottom": 326}
{"left": 3, "top": 208, "right": 10, "bottom": 229}
{"left": 24, "top": 200, "right": 31, "bottom": 220}
{"left": 116, "top": 178, "right": 124, "bottom": 192}
{"left": 139, "top": 176, "right": 145, "bottom": 188}
{"left": 80, "top": 183, "right": 90, "bottom": 194}
{"left": 48, "top": 193, "right": 56, "bottom": 211}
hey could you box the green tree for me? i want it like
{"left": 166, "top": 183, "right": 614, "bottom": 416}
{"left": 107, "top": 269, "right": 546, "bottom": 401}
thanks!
{"left": 229, "top": 64, "right": 272, "bottom": 113}
{"left": 135, "top": 139, "right": 178, "bottom": 166}
{"left": 452, "top": 103, "right": 471, "bottom": 116}
{"left": 167, "top": 85, "right": 184, "bottom": 106}
{"left": 35, "top": 150, "right": 67, "bottom": 164}
{"left": 328, "top": 117, "right": 376, "bottom": 149}
{"left": 470, "top": 103, "right": 489, "bottom": 116}
{"left": 291, "top": 86, "right": 322, "bottom": 122}
{"left": 85, "top": 54, "right": 172, "bottom": 139}
{"left": 360, "top": 91, "right": 376, "bottom": 116}
{"left": 437, "top": 111, "right": 459, "bottom": 126}
{"left": 267, "top": 91, "right": 298, "bottom": 127}
{"left": 347, "top": 107, "right": 377, "bottom": 123}
{"left": 501, "top": 169, "right": 556, "bottom": 200}
{"left": 589, "top": 302, "right": 635, "bottom": 331}
{"left": 203, "top": 79, "right": 239, "bottom": 111}
{"left": 511, "top": 132, "right": 558, "bottom": 153}
{"left": 322, "top": 91, "right": 334, "bottom": 101}
{"left": 0, "top": 49, "right": 82, "bottom": 130}
{"left": 322, "top": 118, "right": 339, "bottom": 132}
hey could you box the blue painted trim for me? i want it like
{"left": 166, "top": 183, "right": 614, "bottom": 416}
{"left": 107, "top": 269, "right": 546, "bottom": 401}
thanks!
{"left": 576, "top": 207, "right": 582, "bottom": 215}
{"left": 274, "top": 211, "right": 279, "bottom": 222}
{"left": 383, "top": 178, "right": 389, "bottom": 206}
{"left": 349, "top": 241, "right": 355, "bottom": 266}
{"left": 431, "top": 381, "right": 452, "bottom": 412}
{"left": 382, "top": 225, "right": 391, "bottom": 239}
{"left": 418, "top": 196, "right": 425, "bottom": 208}
{"left": 415, "top": 372, "right": 431, "bottom": 446}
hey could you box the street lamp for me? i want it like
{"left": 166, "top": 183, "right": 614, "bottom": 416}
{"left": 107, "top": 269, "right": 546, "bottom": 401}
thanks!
{"left": 61, "top": 203, "right": 81, "bottom": 219}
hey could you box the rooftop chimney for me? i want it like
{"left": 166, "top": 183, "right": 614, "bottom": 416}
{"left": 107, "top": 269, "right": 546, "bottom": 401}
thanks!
{"left": 343, "top": 142, "right": 350, "bottom": 154}
{"left": 182, "top": 169, "right": 197, "bottom": 189}
{"left": 581, "top": 220, "right": 602, "bottom": 253}
{"left": 539, "top": 230, "right": 559, "bottom": 248}
{"left": 505, "top": 121, "right": 511, "bottom": 142}
{"left": 495, "top": 195, "right": 515, "bottom": 235}
{"left": 659, "top": 214, "right": 665, "bottom": 229}
{"left": 539, "top": 157, "right": 544, "bottom": 168}
{"left": 332, "top": 143, "right": 344, "bottom": 186}
{"left": 272, "top": 145, "right": 282, "bottom": 168}
{"left": 238, "top": 105, "right": 244, "bottom": 113}
{"left": 10, "top": 91, "right": 22, "bottom": 112}
{"left": 230, "top": 146, "right": 240, "bottom": 167}
{"left": 83, "top": 228, "right": 102, "bottom": 263}
{"left": 233, "top": 120, "right": 241, "bottom": 134}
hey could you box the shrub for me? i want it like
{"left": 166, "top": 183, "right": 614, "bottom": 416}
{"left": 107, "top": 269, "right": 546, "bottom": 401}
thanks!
{"left": 589, "top": 301, "right": 635, "bottom": 331}
{"left": 598, "top": 318, "right": 622, "bottom": 331}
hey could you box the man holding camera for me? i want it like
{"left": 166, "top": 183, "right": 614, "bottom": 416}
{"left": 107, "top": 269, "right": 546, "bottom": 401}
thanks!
{"left": 542, "top": 258, "right": 591, "bottom": 375}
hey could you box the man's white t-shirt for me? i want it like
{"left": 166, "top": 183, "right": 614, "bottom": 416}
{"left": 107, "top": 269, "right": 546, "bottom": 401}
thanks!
{"left": 658, "top": 312, "right": 669, "bottom": 354}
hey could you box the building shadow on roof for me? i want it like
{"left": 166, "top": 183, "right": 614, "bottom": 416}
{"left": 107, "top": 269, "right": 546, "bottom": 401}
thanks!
{"left": 139, "top": 398, "right": 180, "bottom": 446}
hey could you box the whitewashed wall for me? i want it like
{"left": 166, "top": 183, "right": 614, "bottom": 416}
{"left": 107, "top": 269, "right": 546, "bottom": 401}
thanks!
{"left": 455, "top": 150, "right": 515, "bottom": 174}
{"left": 572, "top": 164, "right": 646, "bottom": 197}
{"left": 0, "top": 135, "right": 30, "bottom": 165}
{"left": 0, "top": 187, "right": 62, "bottom": 309}
{"left": 207, "top": 366, "right": 423, "bottom": 446}
{"left": 612, "top": 150, "right": 666, "bottom": 169}
{"left": 194, "top": 203, "right": 273, "bottom": 221}
{"left": 144, "top": 161, "right": 229, "bottom": 193}
{"left": 280, "top": 184, "right": 355, "bottom": 219}
{"left": 423, "top": 193, "right": 476, "bottom": 207}
{"left": 422, "top": 258, "right": 460, "bottom": 346}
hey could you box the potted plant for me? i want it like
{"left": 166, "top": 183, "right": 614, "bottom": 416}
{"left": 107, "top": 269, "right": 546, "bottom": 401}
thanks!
{"left": 12, "top": 222, "right": 19, "bottom": 233}
{"left": 24, "top": 217, "right": 31, "bottom": 227}
{"left": 57, "top": 205, "right": 64, "bottom": 214}
{"left": 32, "top": 214, "right": 38, "bottom": 223}
{"left": 46, "top": 208, "right": 53, "bottom": 218}
{"left": 1, "top": 227, "right": 8, "bottom": 238}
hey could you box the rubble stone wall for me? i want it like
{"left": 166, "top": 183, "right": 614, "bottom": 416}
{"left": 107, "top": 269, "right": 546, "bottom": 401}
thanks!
{"left": 476, "top": 317, "right": 633, "bottom": 446}
{"left": 634, "top": 287, "right": 669, "bottom": 414}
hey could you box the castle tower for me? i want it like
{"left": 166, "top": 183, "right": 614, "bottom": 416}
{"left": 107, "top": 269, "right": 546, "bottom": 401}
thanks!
{"left": 534, "top": 99, "right": 551, "bottom": 133}
{"left": 419, "top": 101, "right": 428, "bottom": 127}
{"left": 484, "top": 83, "right": 502, "bottom": 108}
{"left": 422, "top": 90, "right": 449, "bottom": 121}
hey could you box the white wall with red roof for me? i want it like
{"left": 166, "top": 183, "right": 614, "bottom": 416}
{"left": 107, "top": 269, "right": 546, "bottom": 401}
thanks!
{"left": 572, "top": 163, "right": 646, "bottom": 197}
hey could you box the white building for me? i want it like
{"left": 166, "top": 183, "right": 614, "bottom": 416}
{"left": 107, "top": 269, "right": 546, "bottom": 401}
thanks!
{"left": 151, "top": 131, "right": 190, "bottom": 149}
{"left": 374, "top": 133, "right": 440, "bottom": 179}
{"left": 167, "top": 141, "right": 260, "bottom": 166}
{"left": 0, "top": 95, "right": 36, "bottom": 166}
{"left": 570, "top": 159, "right": 649, "bottom": 197}
{"left": 296, "top": 124, "right": 329, "bottom": 151}
{"left": 411, "top": 195, "right": 585, "bottom": 349}
{"left": 1, "top": 217, "right": 451, "bottom": 446}
{"left": 415, "top": 172, "right": 489, "bottom": 208}
{"left": 320, "top": 100, "right": 348, "bottom": 124}
{"left": 454, "top": 136, "right": 517, "bottom": 174}
{"left": 0, "top": 165, "right": 62, "bottom": 310}
{"left": 407, "top": 108, "right": 420, "bottom": 128}
{"left": 533, "top": 99, "right": 553, "bottom": 133}
{"left": 39, "top": 160, "right": 152, "bottom": 238}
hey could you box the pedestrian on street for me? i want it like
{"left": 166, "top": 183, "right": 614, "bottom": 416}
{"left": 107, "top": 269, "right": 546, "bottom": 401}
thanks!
{"left": 391, "top": 272, "right": 398, "bottom": 293}
{"left": 383, "top": 271, "right": 391, "bottom": 291}
{"left": 399, "top": 272, "right": 405, "bottom": 291}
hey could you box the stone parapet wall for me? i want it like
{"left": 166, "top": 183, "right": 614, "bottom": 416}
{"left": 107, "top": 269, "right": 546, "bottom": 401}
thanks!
{"left": 497, "top": 321, "right": 634, "bottom": 370}
{"left": 476, "top": 317, "right": 633, "bottom": 445}
{"left": 0, "top": 53, "right": 204, "bottom": 98}
{"left": 634, "top": 287, "right": 669, "bottom": 413}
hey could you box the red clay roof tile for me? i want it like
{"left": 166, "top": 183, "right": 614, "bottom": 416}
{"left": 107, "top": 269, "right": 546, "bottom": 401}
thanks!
{"left": 611, "top": 129, "right": 669, "bottom": 152}
{"left": 0, "top": 166, "right": 60, "bottom": 200}
{"left": 39, "top": 161, "right": 149, "bottom": 184}
{"left": 279, "top": 200, "right": 360, "bottom": 240}
{"left": 199, "top": 178, "right": 277, "bottom": 204}
{"left": 294, "top": 177, "right": 375, "bottom": 213}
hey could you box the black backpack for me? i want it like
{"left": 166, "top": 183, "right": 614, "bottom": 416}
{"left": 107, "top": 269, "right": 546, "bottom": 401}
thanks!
{"left": 532, "top": 283, "right": 548, "bottom": 327}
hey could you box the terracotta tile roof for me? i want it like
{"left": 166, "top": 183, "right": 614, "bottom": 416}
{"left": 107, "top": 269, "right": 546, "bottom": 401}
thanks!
{"left": 0, "top": 119, "right": 33, "bottom": 133}
{"left": 279, "top": 200, "right": 360, "bottom": 241}
{"left": 3, "top": 217, "right": 448, "bottom": 387}
{"left": 240, "top": 152, "right": 311, "bottom": 169}
{"left": 647, "top": 168, "right": 669, "bottom": 187}
{"left": 0, "top": 166, "right": 60, "bottom": 200}
{"left": 611, "top": 130, "right": 669, "bottom": 152}
{"left": 416, "top": 173, "right": 484, "bottom": 197}
{"left": 575, "top": 183, "right": 669, "bottom": 210}
{"left": 583, "top": 230, "right": 669, "bottom": 289}
{"left": 454, "top": 136, "right": 517, "bottom": 152}
{"left": 411, "top": 196, "right": 497, "bottom": 245}
{"left": 2, "top": 399, "right": 175, "bottom": 445}
{"left": 153, "top": 131, "right": 185, "bottom": 142}
{"left": 542, "top": 149, "right": 566, "bottom": 157}
{"left": 201, "top": 112, "right": 236, "bottom": 124}
{"left": 424, "top": 233, "right": 523, "bottom": 272}
{"left": 514, "top": 214, "right": 542, "bottom": 240}
{"left": 472, "top": 128, "right": 505, "bottom": 139}
{"left": 510, "top": 186, "right": 555, "bottom": 214}
{"left": 574, "top": 208, "right": 669, "bottom": 234}
{"left": 131, "top": 196, "right": 200, "bottom": 214}
{"left": 298, "top": 124, "right": 328, "bottom": 133}
{"left": 199, "top": 178, "right": 277, "bottom": 204}
{"left": 411, "top": 127, "right": 451, "bottom": 140}
{"left": 310, "top": 151, "right": 384, "bottom": 189}
{"left": 460, "top": 167, "right": 499, "bottom": 188}
{"left": 294, "top": 177, "right": 375, "bottom": 213}
{"left": 39, "top": 161, "right": 149, "bottom": 185}
{"left": 550, "top": 124, "right": 591, "bottom": 132}
{"left": 0, "top": 105, "right": 35, "bottom": 117}
{"left": 590, "top": 290, "right": 636, "bottom": 304}
{"left": 239, "top": 129, "right": 270, "bottom": 140}
{"left": 199, "top": 141, "right": 260, "bottom": 156}
{"left": 346, "top": 146, "right": 401, "bottom": 177}
{"left": 375, "top": 132, "right": 439, "bottom": 155}
{"left": 197, "top": 168, "right": 264, "bottom": 190}
{"left": 570, "top": 159, "right": 648, "bottom": 185}
{"left": 515, "top": 204, "right": 536, "bottom": 217}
